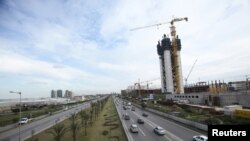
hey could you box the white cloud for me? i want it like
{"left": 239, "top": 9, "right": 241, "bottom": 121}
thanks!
{"left": 0, "top": 0, "right": 250, "bottom": 98}
{"left": 0, "top": 51, "right": 89, "bottom": 81}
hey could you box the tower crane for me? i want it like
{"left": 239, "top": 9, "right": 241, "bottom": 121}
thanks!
{"left": 130, "top": 17, "right": 188, "bottom": 31}
{"left": 134, "top": 78, "right": 160, "bottom": 98}
{"left": 169, "top": 17, "right": 188, "bottom": 94}
{"left": 130, "top": 17, "right": 188, "bottom": 94}
{"left": 185, "top": 59, "right": 198, "bottom": 86}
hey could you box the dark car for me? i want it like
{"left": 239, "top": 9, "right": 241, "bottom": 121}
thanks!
{"left": 131, "top": 107, "right": 135, "bottom": 111}
{"left": 124, "top": 114, "right": 130, "bottom": 120}
{"left": 137, "top": 118, "right": 144, "bottom": 124}
{"left": 142, "top": 113, "right": 148, "bottom": 117}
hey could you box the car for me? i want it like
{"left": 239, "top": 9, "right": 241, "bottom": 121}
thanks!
{"left": 19, "top": 118, "right": 29, "bottom": 124}
{"left": 127, "top": 106, "right": 131, "bottom": 109}
{"left": 129, "top": 124, "right": 139, "bottom": 133}
{"left": 131, "top": 107, "right": 135, "bottom": 111}
{"left": 193, "top": 135, "right": 208, "bottom": 141}
{"left": 153, "top": 126, "right": 166, "bottom": 135}
{"left": 124, "top": 114, "right": 130, "bottom": 120}
{"left": 137, "top": 118, "right": 144, "bottom": 124}
{"left": 142, "top": 113, "right": 148, "bottom": 117}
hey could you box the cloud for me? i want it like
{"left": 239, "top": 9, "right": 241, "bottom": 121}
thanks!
{"left": 0, "top": 0, "right": 250, "bottom": 98}
{"left": 28, "top": 81, "right": 48, "bottom": 85}
{"left": 0, "top": 51, "right": 89, "bottom": 81}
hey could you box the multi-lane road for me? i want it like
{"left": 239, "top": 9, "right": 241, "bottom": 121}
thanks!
{"left": 0, "top": 102, "right": 91, "bottom": 141}
{"left": 1, "top": 96, "right": 206, "bottom": 141}
{"left": 114, "top": 97, "right": 207, "bottom": 141}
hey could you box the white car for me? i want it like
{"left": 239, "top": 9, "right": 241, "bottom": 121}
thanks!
{"left": 130, "top": 124, "right": 139, "bottom": 133}
{"left": 193, "top": 135, "right": 208, "bottom": 141}
{"left": 153, "top": 126, "right": 166, "bottom": 135}
{"left": 19, "top": 118, "right": 29, "bottom": 124}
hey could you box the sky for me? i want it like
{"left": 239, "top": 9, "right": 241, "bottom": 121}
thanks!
{"left": 0, "top": 0, "right": 250, "bottom": 99}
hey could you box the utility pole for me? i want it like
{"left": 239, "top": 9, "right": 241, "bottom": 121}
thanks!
{"left": 10, "top": 91, "right": 22, "bottom": 141}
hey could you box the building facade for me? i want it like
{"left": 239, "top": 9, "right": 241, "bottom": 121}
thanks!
{"left": 51, "top": 90, "right": 56, "bottom": 98}
{"left": 57, "top": 90, "right": 63, "bottom": 98}
{"left": 65, "top": 90, "right": 73, "bottom": 99}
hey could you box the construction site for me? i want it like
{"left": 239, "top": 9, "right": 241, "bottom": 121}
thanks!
{"left": 121, "top": 17, "right": 250, "bottom": 108}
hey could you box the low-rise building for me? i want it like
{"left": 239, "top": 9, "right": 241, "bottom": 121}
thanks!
{"left": 73, "top": 95, "right": 86, "bottom": 102}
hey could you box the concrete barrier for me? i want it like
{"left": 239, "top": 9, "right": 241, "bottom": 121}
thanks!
{"left": 133, "top": 103, "right": 208, "bottom": 132}
{"left": 113, "top": 98, "right": 130, "bottom": 141}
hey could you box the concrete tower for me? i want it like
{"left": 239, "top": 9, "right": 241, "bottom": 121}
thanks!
{"left": 157, "top": 34, "right": 184, "bottom": 94}
{"left": 157, "top": 34, "right": 174, "bottom": 94}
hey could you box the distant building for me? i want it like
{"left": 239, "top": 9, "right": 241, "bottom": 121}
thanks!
{"left": 65, "top": 90, "right": 73, "bottom": 99}
{"left": 51, "top": 90, "right": 56, "bottom": 98}
{"left": 73, "top": 95, "right": 85, "bottom": 102}
{"left": 228, "top": 81, "right": 250, "bottom": 91}
{"left": 57, "top": 90, "right": 63, "bottom": 98}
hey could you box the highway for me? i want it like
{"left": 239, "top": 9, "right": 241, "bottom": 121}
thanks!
{"left": 114, "top": 97, "right": 207, "bottom": 141}
{"left": 0, "top": 102, "right": 92, "bottom": 141}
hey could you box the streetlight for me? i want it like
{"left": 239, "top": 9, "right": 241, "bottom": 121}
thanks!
{"left": 10, "top": 91, "right": 22, "bottom": 141}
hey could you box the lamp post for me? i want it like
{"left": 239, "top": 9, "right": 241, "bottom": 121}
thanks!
{"left": 10, "top": 91, "right": 22, "bottom": 141}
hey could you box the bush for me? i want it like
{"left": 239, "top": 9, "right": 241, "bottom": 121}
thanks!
{"left": 12, "top": 118, "right": 19, "bottom": 123}
{"left": 102, "top": 130, "right": 109, "bottom": 136}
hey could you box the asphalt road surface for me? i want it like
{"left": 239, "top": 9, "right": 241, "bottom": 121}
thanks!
{"left": 0, "top": 98, "right": 104, "bottom": 141}
{"left": 114, "top": 97, "right": 206, "bottom": 141}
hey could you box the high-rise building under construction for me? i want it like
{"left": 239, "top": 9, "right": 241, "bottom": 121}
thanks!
{"left": 156, "top": 17, "right": 187, "bottom": 94}
{"left": 157, "top": 34, "right": 184, "bottom": 94}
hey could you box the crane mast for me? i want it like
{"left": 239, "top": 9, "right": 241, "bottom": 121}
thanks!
{"left": 170, "top": 17, "right": 188, "bottom": 94}
{"left": 130, "top": 17, "right": 188, "bottom": 94}
{"left": 185, "top": 59, "right": 198, "bottom": 86}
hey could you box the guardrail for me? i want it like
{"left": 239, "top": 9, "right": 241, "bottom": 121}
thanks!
{"left": 112, "top": 97, "right": 131, "bottom": 141}
{"left": 131, "top": 101, "right": 208, "bottom": 132}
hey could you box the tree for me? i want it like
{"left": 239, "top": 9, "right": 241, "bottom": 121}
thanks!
{"left": 69, "top": 113, "right": 80, "bottom": 141}
{"left": 79, "top": 111, "right": 90, "bottom": 136}
{"left": 90, "top": 109, "right": 93, "bottom": 122}
{"left": 46, "top": 123, "right": 68, "bottom": 141}
{"left": 141, "top": 102, "right": 146, "bottom": 110}
{"left": 91, "top": 102, "right": 96, "bottom": 120}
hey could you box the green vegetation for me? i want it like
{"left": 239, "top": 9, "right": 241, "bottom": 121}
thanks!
{"left": 25, "top": 96, "right": 127, "bottom": 141}
{"left": 46, "top": 123, "right": 68, "bottom": 141}
{"left": 0, "top": 105, "right": 63, "bottom": 127}
{"left": 133, "top": 98, "right": 250, "bottom": 125}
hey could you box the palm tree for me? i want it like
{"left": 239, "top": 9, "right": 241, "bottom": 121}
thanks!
{"left": 46, "top": 123, "right": 68, "bottom": 141}
{"left": 90, "top": 109, "right": 93, "bottom": 122}
{"left": 91, "top": 102, "right": 96, "bottom": 120}
{"left": 69, "top": 113, "right": 80, "bottom": 141}
{"left": 83, "top": 112, "right": 89, "bottom": 136}
{"left": 79, "top": 111, "right": 86, "bottom": 127}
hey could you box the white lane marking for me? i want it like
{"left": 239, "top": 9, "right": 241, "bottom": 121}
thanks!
{"left": 144, "top": 117, "right": 183, "bottom": 141}
{"left": 164, "top": 135, "right": 172, "bottom": 141}
{"left": 129, "top": 116, "right": 146, "bottom": 136}
{"left": 153, "top": 113, "right": 202, "bottom": 135}
{"left": 138, "top": 127, "right": 146, "bottom": 136}
{"left": 133, "top": 112, "right": 183, "bottom": 141}
{"left": 116, "top": 105, "right": 134, "bottom": 141}
{"left": 131, "top": 118, "right": 135, "bottom": 123}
